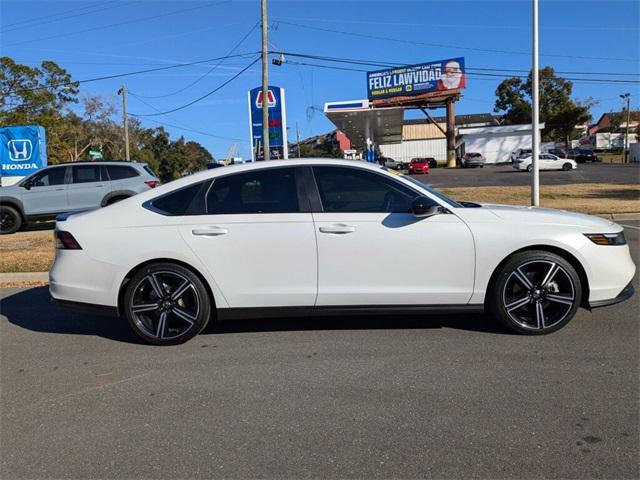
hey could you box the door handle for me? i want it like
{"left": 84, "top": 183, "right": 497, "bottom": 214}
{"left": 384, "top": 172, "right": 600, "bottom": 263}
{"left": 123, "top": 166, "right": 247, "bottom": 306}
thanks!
{"left": 319, "top": 224, "right": 356, "bottom": 234}
{"left": 55, "top": 188, "right": 65, "bottom": 191}
{"left": 192, "top": 227, "right": 228, "bottom": 237}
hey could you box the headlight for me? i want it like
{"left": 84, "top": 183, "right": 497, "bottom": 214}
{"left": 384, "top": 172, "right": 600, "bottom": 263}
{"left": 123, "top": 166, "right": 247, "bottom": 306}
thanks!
{"left": 584, "top": 232, "right": 626, "bottom": 246}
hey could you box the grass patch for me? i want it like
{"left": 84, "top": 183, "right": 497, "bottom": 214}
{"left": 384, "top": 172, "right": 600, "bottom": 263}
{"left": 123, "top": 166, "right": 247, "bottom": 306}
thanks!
{"left": 441, "top": 183, "right": 640, "bottom": 214}
{"left": 0, "top": 231, "right": 54, "bottom": 273}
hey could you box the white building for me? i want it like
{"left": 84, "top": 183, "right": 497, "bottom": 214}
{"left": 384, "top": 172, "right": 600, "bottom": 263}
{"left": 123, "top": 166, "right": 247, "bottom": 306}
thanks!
{"left": 379, "top": 115, "right": 544, "bottom": 165}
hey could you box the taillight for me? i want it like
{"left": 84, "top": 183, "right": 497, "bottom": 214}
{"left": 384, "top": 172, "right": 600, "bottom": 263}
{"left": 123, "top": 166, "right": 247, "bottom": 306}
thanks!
{"left": 145, "top": 180, "right": 159, "bottom": 188}
{"left": 55, "top": 230, "right": 82, "bottom": 250}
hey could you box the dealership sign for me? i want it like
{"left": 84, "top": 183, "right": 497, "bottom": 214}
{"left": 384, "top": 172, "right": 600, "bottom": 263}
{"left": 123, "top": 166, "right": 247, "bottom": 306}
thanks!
{"left": 248, "top": 86, "right": 288, "bottom": 160}
{"left": 367, "top": 57, "right": 466, "bottom": 100}
{"left": 0, "top": 125, "right": 47, "bottom": 177}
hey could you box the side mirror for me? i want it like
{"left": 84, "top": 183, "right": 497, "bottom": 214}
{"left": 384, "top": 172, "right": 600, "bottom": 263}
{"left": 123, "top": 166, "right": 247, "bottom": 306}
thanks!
{"left": 22, "top": 180, "right": 32, "bottom": 190}
{"left": 411, "top": 196, "right": 443, "bottom": 217}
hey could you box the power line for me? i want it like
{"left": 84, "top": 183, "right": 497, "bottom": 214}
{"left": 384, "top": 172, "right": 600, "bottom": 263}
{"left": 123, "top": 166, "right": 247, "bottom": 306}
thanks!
{"left": 4, "top": 1, "right": 231, "bottom": 48}
{"left": 276, "top": 51, "right": 640, "bottom": 77}
{"left": 128, "top": 95, "right": 248, "bottom": 142}
{"left": 130, "top": 56, "right": 260, "bottom": 117}
{"left": 276, "top": 21, "right": 639, "bottom": 63}
{"left": 7, "top": 53, "right": 259, "bottom": 94}
{"left": 1, "top": 1, "right": 113, "bottom": 28}
{"left": 282, "top": 60, "right": 640, "bottom": 85}
{"left": 134, "top": 21, "right": 259, "bottom": 99}
{"left": 0, "top": 1, "right": 139, "bottom": 34}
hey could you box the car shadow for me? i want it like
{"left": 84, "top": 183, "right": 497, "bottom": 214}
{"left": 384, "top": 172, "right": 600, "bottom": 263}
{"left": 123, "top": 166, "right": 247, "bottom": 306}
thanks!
{"left": 1, "top": 287, "right": 509, "bottom": 345}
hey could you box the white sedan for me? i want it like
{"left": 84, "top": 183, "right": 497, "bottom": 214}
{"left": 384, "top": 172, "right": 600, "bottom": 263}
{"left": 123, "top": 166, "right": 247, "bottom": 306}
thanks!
{"left": 513, "top": 153, "right": 578, "bottom": 172}
{"left": 50, "top": 159, "right": 635, "bottom": 345}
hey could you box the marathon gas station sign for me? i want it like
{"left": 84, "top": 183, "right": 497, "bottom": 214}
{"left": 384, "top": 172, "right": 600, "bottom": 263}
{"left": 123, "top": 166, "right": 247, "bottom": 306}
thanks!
{"left": 248, "top": 86, "right": 288, "bottom": 160}
{"left": 367, "top": 57, "right": 466, "bottom": 100}
{"left": 0, "top": 125, "right": 47, "bottom": 184}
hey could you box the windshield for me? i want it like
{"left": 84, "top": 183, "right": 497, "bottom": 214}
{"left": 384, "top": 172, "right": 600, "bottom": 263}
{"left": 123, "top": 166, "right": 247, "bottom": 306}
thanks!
{"left": 402, "top": 175, "right": 462, "bottom": 208}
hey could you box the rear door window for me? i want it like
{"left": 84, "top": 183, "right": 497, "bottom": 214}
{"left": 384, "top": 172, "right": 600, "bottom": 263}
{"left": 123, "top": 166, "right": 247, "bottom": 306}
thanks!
{"left": 72, "top": 165, "right": 102, "bottom": 184}
{"left": 107, "top": 165, "right": 139, "bottom": 180}
{"left": 206, "top": 168, "right": 300, "bottom": 214}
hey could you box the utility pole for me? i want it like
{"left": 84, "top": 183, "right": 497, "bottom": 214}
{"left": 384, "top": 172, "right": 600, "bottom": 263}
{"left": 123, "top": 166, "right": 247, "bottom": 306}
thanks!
{"left": 261, "top": 0, "right": 270, "bottom": 160}
{"left": 621, "top": 93, "right": 631, "bottom": 163}
{"left": 118, "top": 85, "right": 130, "bottom": 161}
{"left": 531, "top": 0, "right": 540, "bottom": 206}
{"left": 296, "top": 121, "right": 301, "bottom": 157}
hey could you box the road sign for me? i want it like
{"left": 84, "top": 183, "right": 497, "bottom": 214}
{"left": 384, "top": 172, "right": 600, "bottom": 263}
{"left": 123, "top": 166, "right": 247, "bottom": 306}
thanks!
{"left": 248, "top": 85, "right": 288, "bottom": 161}
{"left": 89, "top": 150, "right": 103, "bottom": 159}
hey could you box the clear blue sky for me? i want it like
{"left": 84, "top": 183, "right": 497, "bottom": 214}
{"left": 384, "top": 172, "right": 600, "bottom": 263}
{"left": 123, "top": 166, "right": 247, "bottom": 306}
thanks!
{"left": 1, "top": 0, "right": 639, "bottom": 159}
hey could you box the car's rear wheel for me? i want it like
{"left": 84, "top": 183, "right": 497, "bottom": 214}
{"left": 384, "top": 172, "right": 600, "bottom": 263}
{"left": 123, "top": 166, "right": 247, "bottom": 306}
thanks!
{"left": 124, "top": 263, "right": 211, "bottom": 345}
{"left": 106, "top": 195, "right": 130, "bottom": 206}
{"left": 488, "top": 251, "right": 581, "bottom": 335}
{"left": 562, "top": 162, "right": 572, "bottom": 171}
{"left": 0, "top": 206, "right": 22, "bottom": 235}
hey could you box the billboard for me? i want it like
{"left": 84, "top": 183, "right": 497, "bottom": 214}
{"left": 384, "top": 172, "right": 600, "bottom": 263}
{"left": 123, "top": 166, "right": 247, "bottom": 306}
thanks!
{"left": 248, "top": 86, "right": 288, "bottom": 160}
{"left": 367, "top": 58, "right": 466, "bottom": 100}
{"left": 0, "top": 125, "right": 47, "bottom": 178}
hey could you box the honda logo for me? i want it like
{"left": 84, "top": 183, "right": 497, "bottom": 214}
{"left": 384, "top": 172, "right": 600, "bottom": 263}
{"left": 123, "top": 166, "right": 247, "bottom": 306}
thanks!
{"left": 8, "top": 139, "right": 33, "bottom": 161}
{"left": 255, "top": 90, "right": 276, "bottom": 108}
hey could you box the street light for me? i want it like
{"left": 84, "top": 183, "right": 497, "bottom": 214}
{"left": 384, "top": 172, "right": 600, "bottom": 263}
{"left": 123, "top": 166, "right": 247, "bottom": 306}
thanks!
{"left": 620, "top": 93, "right": 631, "bottom": 163}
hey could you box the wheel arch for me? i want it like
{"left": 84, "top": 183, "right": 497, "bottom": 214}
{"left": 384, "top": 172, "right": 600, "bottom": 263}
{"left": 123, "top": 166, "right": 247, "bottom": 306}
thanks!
{"left": 0, "top": 197, "right": 25, "bottom": 221}
{"left": 117, "top": 258, "right": 216, "bottom": 317}
{"left": 485, "top": 245, "right": 590, "bottom": 309}
{"left": 101, "top": 190, "right": 136, "bottom": 207}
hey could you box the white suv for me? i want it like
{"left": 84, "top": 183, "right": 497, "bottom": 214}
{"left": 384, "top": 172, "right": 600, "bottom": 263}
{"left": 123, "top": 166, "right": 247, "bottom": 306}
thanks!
{"left": 0, "top": 161, "right": 159, "bottom": 234}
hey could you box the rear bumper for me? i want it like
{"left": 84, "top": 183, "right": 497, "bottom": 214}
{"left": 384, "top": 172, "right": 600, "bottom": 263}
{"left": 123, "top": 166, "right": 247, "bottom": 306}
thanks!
{"left": 51, "top": 297, "right": 119, "bottom": 317}
{"left": 589, "top": 282, "right": 635, "bottom": 309}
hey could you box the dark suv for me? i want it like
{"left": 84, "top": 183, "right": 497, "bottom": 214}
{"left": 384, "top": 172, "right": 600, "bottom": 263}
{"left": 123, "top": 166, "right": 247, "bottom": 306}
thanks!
{"left": 0, "top": 161, "right": 159, "bottom": 234}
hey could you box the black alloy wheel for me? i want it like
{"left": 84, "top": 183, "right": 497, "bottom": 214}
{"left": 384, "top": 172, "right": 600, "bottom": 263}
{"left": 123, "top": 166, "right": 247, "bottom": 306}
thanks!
{"left": 124, "top": 263, "right": 211, "bottom": 345}
{"left": 0, "top": 206, "right": 22, "bottom": 235}
{"left": 489, "top": 251, "right": 581, "bottom": 334}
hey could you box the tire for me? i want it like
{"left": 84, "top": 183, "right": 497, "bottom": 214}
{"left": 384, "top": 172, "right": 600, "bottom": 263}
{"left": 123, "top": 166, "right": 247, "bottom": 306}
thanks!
{"left": 562, "top": 163, "right": 572, "bottom": 171}
{"left": 106, "top": 195, "right": 130, "bottom": 206}
{"left": 123, "top": 262, "right": 212, "bottom": 345}
{"left": 0, "top": 205, "right": 22, "bottom": 235}
{"left": 526, "top": 165, "right": 533, "bottom": 172}
{"left": 488, "top": 250, "right": 582, "bottom": 335}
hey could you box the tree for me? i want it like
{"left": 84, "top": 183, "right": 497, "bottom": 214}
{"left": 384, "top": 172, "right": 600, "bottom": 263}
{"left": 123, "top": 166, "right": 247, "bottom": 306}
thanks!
{"left": 494, "top": 67, "right": 593, "bottom": 145}
{"left": 0, "top": 57, "right": 79, "bottom": 125}
{"left": 184, "top": 140, "right": 214, "bottom": 173}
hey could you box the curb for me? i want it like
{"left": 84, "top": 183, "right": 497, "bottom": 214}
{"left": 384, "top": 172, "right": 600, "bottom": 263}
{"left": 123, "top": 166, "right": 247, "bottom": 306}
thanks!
{"left": 597, "top": 213, "right": 640, "bottom": 221}
{"left": 0, "top": 272, "right": 49, "bottom": 283}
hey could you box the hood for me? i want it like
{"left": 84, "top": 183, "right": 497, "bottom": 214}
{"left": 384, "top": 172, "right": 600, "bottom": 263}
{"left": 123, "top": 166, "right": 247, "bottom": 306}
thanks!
{"left": 481, "top": 203, "right": 618, "bottom": 230}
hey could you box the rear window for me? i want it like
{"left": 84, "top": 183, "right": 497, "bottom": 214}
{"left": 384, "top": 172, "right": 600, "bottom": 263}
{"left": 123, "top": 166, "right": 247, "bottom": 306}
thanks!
{"left": 143, "top": 165, "right": 157, "bottom": 177}
{"left": 107, "top": 165, "right": 139, "bottom": 180}
{"left": 146, "top": 182, "right": 207, "bottom": 216}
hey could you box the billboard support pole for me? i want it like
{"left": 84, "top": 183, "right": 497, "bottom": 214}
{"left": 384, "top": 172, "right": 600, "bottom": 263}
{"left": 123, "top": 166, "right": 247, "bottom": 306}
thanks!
{"left": 261, "top": 0, "right": 270, "bottom": 160}
{"left": 531, "top": 0, "right": 540, "bottom": 206}
{"left": 446, "top": 99, "right": 456, "bottom": 168}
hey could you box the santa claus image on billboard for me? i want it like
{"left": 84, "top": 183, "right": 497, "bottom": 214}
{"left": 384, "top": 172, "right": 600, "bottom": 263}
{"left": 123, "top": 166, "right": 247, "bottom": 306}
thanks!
{"left": 437, "top": 60, "right": 466, "bottom": 91}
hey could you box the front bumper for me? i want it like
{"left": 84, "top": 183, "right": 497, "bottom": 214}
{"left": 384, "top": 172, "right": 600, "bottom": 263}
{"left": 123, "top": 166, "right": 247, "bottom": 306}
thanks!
{"left": 589, "top": 282, "right": 635, "bottom": 309}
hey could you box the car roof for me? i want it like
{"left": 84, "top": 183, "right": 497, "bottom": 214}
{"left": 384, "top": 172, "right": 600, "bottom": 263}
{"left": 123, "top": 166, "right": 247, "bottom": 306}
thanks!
{"left": 46, "top": 161, "right": 146, "bottom": 167}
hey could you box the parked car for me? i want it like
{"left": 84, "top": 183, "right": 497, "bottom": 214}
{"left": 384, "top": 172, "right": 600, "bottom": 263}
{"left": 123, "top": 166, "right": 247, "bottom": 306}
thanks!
{"left": 383, "top": 157, "right": 405, "bottom": 170}
{"left": 567, "top": 148, "right": 601, "bottom": 163}
{"left": 512, "top": 154, "right": 577, "bottom": 172}
{"left": 548, "top": 148, "right": 567, "bottom": 158}
{"left": 511, "top": 148, "right": 532, "bottom": 162}
{"left": 0, "top": 161, "right": 159, "bottom": 234}
{"left": 463, "top": 152, "right": 486, "bottom": 168}
{"left": 408, "top": 158, "right": 431, "bottom": 174}
{"left": 50, "top": 159, "right": 635, "bottom": 345}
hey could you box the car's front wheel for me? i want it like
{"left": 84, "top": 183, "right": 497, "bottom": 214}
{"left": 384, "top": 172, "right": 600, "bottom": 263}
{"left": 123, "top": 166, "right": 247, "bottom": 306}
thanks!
{"left": 562, "top": 162, "right": 572, "bottom": 171}
{"left": 0, "top": 205, "right": 22, "bottom": 235}
{"left": 124, "top": 262, "right": 211, "bottom": 345}
{"left": 488, "top": 251, "right": 582, "bottom": 335}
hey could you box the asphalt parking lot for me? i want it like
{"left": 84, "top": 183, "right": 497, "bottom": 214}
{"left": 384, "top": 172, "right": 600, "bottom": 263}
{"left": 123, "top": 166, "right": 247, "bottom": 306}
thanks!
{"left": 1, "top": 222, "right": 639, "bottom": 479}
{"left": 412, "top": 162, "right": 640, "bottom": 188}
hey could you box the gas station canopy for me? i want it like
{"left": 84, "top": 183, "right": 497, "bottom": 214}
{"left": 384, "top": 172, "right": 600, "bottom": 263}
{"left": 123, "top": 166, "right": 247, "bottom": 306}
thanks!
{"left": 323, "top": 100, "right": 404, "bottom": 149}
